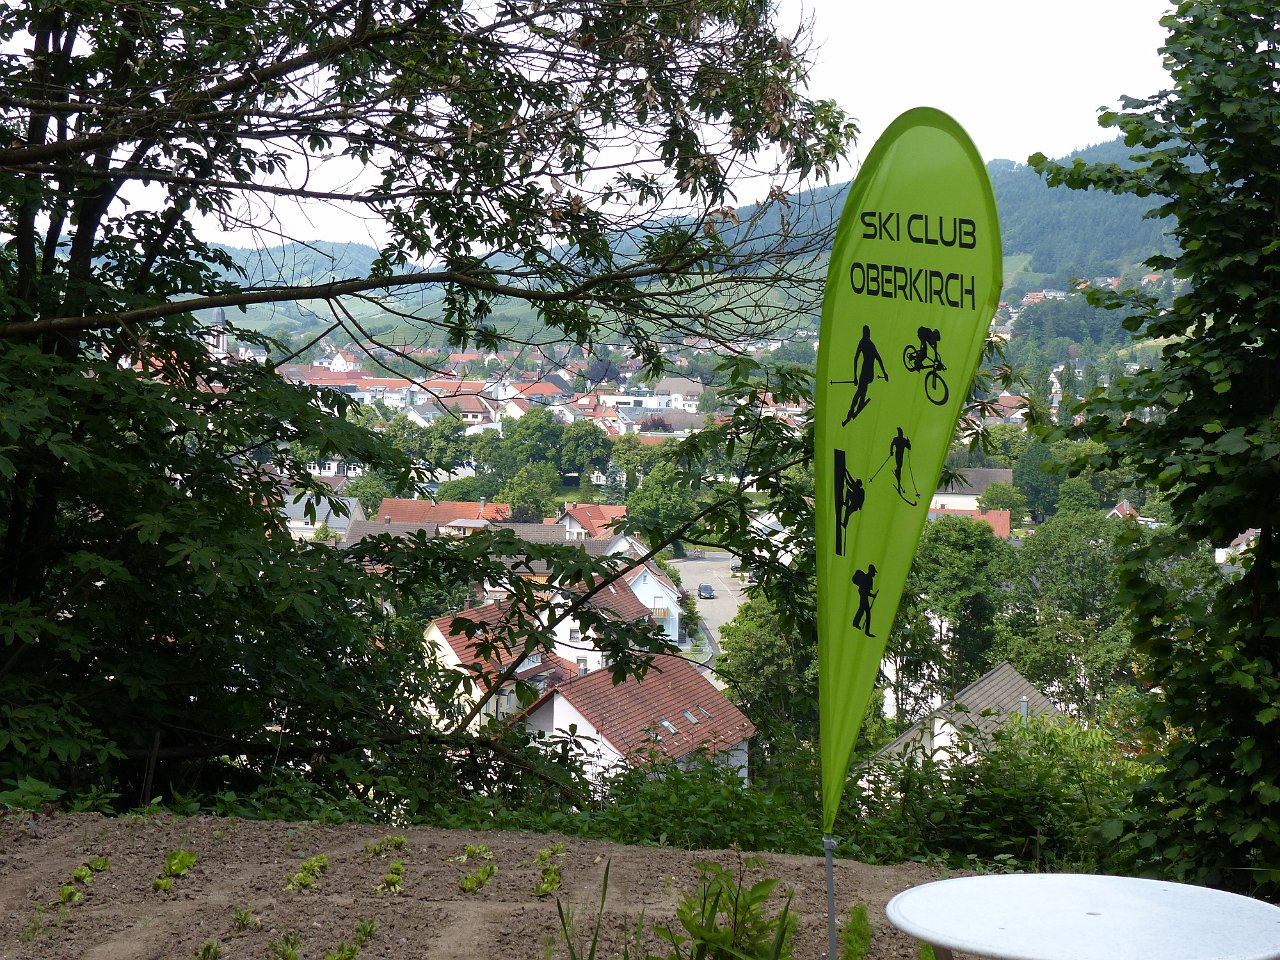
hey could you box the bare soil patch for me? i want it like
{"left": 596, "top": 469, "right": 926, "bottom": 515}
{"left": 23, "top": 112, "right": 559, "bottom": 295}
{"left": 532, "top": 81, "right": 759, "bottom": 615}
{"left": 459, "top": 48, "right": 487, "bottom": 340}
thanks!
{"left": 0, "top": 812, "right": 950, "bottom": 959}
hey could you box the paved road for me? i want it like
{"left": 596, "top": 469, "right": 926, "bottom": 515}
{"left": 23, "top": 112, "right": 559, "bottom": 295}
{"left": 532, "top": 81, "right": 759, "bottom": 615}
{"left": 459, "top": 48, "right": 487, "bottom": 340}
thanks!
{"left": 667, "top": 550, "right": 746, "bottom": 687}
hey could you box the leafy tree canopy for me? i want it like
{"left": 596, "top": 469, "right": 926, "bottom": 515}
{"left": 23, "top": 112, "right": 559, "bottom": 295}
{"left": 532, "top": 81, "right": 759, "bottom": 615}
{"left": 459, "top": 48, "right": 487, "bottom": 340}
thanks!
{"left": 977, "top": 481, "right": 1029, "bottom": 526}
{"left": 0, "top": 0, "right": 852, "bottom": 815}
{"left": 1033, "top": 0, "right": 1280, "bottom": 895}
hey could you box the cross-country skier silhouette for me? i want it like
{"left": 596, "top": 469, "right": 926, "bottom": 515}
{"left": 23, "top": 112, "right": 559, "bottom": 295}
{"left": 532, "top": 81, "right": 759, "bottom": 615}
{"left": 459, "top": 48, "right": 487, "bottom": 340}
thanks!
{"left": 889, "top": 427, "right": 916, "bottom": 505}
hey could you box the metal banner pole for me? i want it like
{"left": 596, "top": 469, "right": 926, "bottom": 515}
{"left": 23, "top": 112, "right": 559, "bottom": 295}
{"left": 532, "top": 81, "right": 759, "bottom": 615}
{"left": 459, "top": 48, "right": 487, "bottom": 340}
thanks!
{"left": 824, "top": 833, "right": 838, "bottom": 959}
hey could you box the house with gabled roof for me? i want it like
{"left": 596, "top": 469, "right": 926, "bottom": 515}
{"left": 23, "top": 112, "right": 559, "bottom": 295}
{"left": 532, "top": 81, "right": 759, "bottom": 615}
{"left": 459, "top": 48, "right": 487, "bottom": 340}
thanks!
{"left": 555, "top": 502, "right": 628, "bottom": 540}
{"left": 346, "top": 518, "right": 439, "bottom": 544}
{"left": 524, "top": 655, "right": 755, "bottom": 782}
{"left": 878, "top": 661, "right": 1060, "bottom": 761}
{"left": 1107, "top": 499, "right": 1163, "bottom": 529}
{"left": 621, "top": 560, "right": 682, "bottom": 646}
{"left": 282, "top": 489, "right": 365, "bottom": 542}
{"left": 426, "top": 603, "right": 577, "bottom": 727}
{"left": 930, "top": 468, "right": 1014, "bottom": 511}
{"left": 427, "top": 573, "right": 664, "bottom": 720}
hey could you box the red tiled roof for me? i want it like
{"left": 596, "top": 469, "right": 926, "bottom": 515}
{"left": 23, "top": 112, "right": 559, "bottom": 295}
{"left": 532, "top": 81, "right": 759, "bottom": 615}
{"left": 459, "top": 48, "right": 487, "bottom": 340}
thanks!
{"left": 420, "top": 378, "right": 488, "bottom": 396}
{"left": 377, "top": 498, "right": 510, "bottom": 523}
{"left": 430, "top": 603, "right": 557, "bottom": 683}
{"left": 996, "top": 394, "right": 1026, "bottom": 412}
{"left": 561, "top": 503, "right": 628, "bottom": 539}
{"left": 546, "top": 656, "right": 754, "bottom": 762}
{"left": 518, "top": 382, "right": 564, "bottom": 397}
{"left": 928, "top": 507, "right": 1012, "bottom": 539}
{"left": 439, "top": 393, "right": 496, "bottom": 414}
{"left": 578, "top": 579, "right": 652, "bottom": 623}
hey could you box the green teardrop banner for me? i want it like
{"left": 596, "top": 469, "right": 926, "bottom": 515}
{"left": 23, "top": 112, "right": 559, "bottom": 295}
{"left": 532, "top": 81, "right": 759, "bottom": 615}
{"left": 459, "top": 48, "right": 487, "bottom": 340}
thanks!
{"left": 816, "top": 108, "right": 1001, "bottom": 833}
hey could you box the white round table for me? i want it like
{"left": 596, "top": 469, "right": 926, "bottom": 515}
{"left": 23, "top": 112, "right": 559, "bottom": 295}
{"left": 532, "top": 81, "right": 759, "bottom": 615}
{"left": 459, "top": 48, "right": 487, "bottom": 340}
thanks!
{"left": 886, "top": 874, "right": 1280, "bottom": 960}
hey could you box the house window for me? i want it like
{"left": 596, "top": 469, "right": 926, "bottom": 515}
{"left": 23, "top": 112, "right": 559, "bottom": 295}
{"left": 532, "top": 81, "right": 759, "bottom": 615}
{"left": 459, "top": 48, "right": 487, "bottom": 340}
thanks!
{"left": 576, "top": 657, "right": 588, "bottom": 676}
{"left": 569, "top": 628, "right": 581, "bottom": 643}
{"left": 682, "top": 710, "right": 699, "bottom": 725}
{"left": 524, "top": 651, "right": 542, "bottom": 667}
{"left": 696, "top": 704, "right": 712, "bottom": 719}
{"left": 659, "top": 718, "right": 678, "bottom": 735}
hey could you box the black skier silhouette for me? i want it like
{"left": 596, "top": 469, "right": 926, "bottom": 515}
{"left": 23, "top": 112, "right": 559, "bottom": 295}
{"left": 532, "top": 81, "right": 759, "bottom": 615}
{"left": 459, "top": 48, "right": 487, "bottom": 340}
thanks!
{"left": 851, "top": 563, "right": 878, "bottom": 638}
{"left": 868, "top": 426, "right": 920, "bottom": 506}
{"left": 838, "top": 325, "right": 888, "bottom": 426}
{"left": 888, "top": 427, "right": 917, "bottom": 505}
{"left": 902, "top": 325, "right": 949, "bottom": 405}
{"left": 833, "top": 448, "right": 865, "bottom": 556}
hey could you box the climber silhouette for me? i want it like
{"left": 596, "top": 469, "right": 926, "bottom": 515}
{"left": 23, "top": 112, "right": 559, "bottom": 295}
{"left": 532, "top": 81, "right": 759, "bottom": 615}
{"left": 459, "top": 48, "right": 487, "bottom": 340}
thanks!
{"left": 834, "top": 448, "right": 865, "bottom": 556}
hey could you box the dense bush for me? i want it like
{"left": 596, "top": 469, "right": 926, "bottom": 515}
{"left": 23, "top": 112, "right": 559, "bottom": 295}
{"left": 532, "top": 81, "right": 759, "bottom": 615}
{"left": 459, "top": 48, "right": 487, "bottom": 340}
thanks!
{"left": 842, "top": 714, "right": 1139, "bottom": 869}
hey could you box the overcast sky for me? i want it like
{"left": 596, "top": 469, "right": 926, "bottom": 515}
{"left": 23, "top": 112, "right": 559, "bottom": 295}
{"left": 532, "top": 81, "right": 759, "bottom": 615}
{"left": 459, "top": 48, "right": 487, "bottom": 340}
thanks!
{"left": 198, "top": 2, "right": 1176, "bottom": 246}
{"left": 781, "top": 0, "right": 1174, "bottom": 171}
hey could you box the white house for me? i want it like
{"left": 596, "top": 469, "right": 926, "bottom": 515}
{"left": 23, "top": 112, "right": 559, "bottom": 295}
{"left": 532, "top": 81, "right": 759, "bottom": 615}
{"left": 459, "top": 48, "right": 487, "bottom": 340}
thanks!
{"left": 877, "top": 661, "right": 1060, "bottom": 760}
{"left": 425, "top": 603, "right": 577, "bottom": 728}
{"left": 929, "top": 468, "right": 1014, "bottom": 512}
{"left": 622, "top": 560, "right": 682, "bottom": 647}
{"left": 524, "top": 655, "right": 754, "bottom": 782}
{"left": 281, "top": 490, "right": 366, "bottom": 541}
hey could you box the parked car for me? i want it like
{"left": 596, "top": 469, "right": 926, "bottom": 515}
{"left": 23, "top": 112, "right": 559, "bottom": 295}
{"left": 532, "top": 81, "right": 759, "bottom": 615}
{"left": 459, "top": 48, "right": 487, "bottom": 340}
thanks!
{"left": 697, "top": 583, "right": 715, "bottom": 599}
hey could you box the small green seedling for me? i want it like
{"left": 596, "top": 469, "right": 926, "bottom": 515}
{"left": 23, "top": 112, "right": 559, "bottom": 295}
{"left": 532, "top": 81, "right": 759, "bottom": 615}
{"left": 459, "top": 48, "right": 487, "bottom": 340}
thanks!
{"left": 21, "top": 900, "right": 72, "bottom": 943}
{"left": 459, "top": 862, "right": 498, "bottom": 893}
{"left": 322, "top": 917, "right": 379, "bottom": 960}
{"left": 533, "top": 862, "right": 561, "bottom": 897}
{"left": 20, "top": 908, "right": 43, "bottom": 944}
{"left": 268, "top": 930, "right": 302, "bottom": 960}
{"left": 165, "top": 849, "right": 198, "bottom": 876}
{"left": 364, "top": 834, "right": 407, "bottom": 857}
{"left": 197, "top": 939, "right": 224, "bottom": 960}
{"left": 450, "top": 842, "right": 491, "bottom": 863}
{"left": 232, "top": 907, "right": 258, "bottom": 930}
{"left": 153, "top": 848, "right": 197, "bottom": 892}
{"left": 375, "top": 859, "right": 405, "bottom": 894}
{"left": 919, "top": 942, "right": 937, "bottom": 960}
{"left": 533, "top": 842, "right": 566, "bottom": 897}
{"left": 24, "top": 853, "right": 109, "bottom": 938}
{"left": 285, "top": 853, "right": 329, "bottom": 891}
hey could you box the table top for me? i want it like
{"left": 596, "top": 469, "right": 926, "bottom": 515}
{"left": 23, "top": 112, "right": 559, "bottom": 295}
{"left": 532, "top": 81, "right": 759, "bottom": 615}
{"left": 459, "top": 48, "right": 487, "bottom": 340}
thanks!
{"left": 885, "top": 873, "right": 1280, "bottom": 960}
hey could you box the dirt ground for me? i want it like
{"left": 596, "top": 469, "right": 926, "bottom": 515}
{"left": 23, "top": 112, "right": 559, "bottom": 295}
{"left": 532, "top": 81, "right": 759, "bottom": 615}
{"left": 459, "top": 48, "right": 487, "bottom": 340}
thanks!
{"left": 0, "top": 811, "right": 953, "bottom": 959}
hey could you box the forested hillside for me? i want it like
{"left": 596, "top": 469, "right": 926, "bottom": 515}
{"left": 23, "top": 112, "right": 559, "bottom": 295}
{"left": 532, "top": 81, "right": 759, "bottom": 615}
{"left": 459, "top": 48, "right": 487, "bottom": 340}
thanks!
{"left": 991, "top": 138, "right": 1176, "bottom": 281}
{"left": 209, "top": 138, "right": 1169, "bottom": 342}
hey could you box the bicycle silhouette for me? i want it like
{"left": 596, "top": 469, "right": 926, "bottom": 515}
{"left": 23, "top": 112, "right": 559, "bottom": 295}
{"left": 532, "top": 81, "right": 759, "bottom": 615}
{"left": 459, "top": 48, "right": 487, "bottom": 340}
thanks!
{"left": 903, "top": 342, "right": 949, "bottom": 406}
